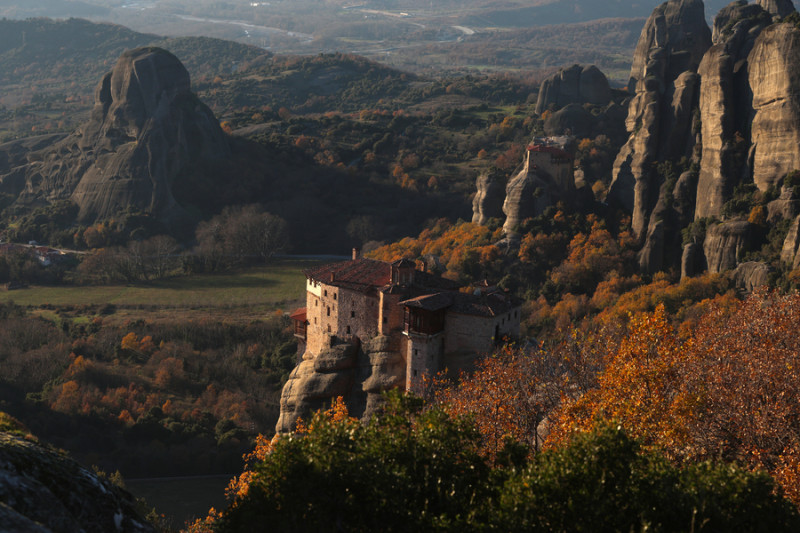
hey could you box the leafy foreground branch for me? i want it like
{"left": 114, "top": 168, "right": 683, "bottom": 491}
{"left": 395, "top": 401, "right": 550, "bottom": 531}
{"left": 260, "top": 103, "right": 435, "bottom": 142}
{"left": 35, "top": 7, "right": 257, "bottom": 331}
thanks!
{"left": 187, "top": 393, "right": 799, "bottom": 532}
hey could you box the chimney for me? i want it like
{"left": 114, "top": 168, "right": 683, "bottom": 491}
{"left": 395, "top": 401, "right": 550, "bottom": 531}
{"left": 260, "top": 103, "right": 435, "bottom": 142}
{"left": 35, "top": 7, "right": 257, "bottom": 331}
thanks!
{"left": 352, "top": 248, "right": 360, "bottom": 261}
{"left": 330, "top": 272, "right": 336, "bottom": 282}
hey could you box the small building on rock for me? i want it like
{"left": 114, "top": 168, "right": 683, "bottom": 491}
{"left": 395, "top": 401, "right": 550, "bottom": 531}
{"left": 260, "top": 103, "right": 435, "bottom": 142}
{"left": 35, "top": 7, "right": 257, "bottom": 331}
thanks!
{"left": 291, "top": 250, "right": 522, "bottom": 393}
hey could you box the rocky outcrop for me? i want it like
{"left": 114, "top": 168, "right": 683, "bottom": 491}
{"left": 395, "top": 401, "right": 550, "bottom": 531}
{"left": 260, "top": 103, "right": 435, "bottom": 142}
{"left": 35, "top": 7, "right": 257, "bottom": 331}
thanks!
{"left": 0, "top": 415, "right": 154, "bottom": 533}
{"left": 733, "top": 261, "right": 771, "bottom": 292}
{"left": 780, "top": 214, "right": 800, "bottom": 268}
{"left": 502, "top": 151, "right": 571, "bottom": 235}
{"left": 535, "top": 64, "right": 612, "bottom": 115}
{"left": 608, "top": 0, "right": 710, "bottom": 241}
{"left": 757, "top": 0, "right": 796, "bottom": 18}
{"left": 627, "top": 0, "right": 712, "bottom": 93}
{"left": 276, "top": 336, "right": 405, "bottom": 433}
{"left": 681, "top": 242, "right": 705, "bottom": 278}
{"left": 472, "top": 169, "right": 506, "bottom": 225}
{"left": 749, "top": 23, "right": 800, "bottom": 192}
{"left": 695, "top": 2, "right": 772, "bottom": 219}
{"left": 703, "top": 219, "right": 753, "bottom": 272}
{"left": 767, "top": 186, "right": 800, "bottom": 223}
{"left": 543, "top": 103, "right": 595, "bottom": 138}
{"left": 0, "top": 47, "right": 230, "bottom": 224}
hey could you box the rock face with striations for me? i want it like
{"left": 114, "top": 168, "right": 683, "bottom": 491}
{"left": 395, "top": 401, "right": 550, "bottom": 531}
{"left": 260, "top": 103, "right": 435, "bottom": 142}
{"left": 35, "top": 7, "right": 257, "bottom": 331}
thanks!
{"left": 749, "top": 22, "right": 800, "bottom": 193}
{"left": 535, "top": 64, "right": 612, "bottom": 115}
{"left": 472, "top": 169, "right": 507, "bottom": 225}
{"left": 276, "top": 336, "right": 405, "bottom": 433}
{"left": 703, "top": 219, "right": 753, "bottom": 273}
{"left": 695, "top": 1, "right": 773, "bottom": 219}
{"left": 608, "top": 0, "right": 711, "bottom": 246}
{"left": 758, "top": 0, "right": 796, "bottom": 17}
{"left": 1, "top": 47, "right": 230, "bottom": 223}
{"left": 0, "top": 415, "right": 154, "bottom": 533}
{"left": 502, "top": 147, "right": 574, "bottom": 235}
{"left": 781, "top": 214, "right": 800, "bottom": 268}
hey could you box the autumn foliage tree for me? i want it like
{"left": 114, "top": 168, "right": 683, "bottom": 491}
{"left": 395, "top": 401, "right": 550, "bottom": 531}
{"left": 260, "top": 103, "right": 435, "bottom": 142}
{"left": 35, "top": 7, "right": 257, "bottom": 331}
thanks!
{"left": 432, "top": 346, "right": 567, "bottom": 459}
{"left": 547, "top": 291, "right": 800, "bottom": 505}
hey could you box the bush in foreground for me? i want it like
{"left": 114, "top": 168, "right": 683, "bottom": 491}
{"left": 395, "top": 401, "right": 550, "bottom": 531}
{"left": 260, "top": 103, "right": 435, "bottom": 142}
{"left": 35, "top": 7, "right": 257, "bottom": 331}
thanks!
{"left": 189, "top": 393, "right": 800, "bottom": 532}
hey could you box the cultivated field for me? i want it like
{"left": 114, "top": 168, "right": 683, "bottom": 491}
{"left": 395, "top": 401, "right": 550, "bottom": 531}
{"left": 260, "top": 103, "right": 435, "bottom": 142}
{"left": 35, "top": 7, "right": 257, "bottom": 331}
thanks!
{"left": 0, "top": 259, "right": 321, "bottom": 322}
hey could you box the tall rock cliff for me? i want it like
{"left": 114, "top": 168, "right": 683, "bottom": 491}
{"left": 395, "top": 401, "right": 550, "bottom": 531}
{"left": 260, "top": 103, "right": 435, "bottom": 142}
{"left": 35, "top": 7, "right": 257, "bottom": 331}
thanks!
{"left": 0, "top": 47, "right": 230, "bottom": 224}
{"left": 758, "top": 0, "right": 796, "bottom": 17}
{"left": 609, "top": 0, "right": 711, "bottom": 246}
{"left": 472, "top": 168, "right": 507, "bottom": 225}
{"left": 749, "top": 22, "right": 800, "bottom": 192}
{"left": 695, "top": 1, "right": 772, "bottom": 219}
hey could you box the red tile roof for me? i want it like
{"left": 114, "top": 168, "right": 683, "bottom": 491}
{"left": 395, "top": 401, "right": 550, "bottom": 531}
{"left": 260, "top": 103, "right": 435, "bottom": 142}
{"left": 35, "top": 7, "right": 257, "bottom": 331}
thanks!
{"left": 304, "top": 259, "right": 391, "bottom": 292}
{"left": 290, "top": 308, "right": 307, "bottom": 322}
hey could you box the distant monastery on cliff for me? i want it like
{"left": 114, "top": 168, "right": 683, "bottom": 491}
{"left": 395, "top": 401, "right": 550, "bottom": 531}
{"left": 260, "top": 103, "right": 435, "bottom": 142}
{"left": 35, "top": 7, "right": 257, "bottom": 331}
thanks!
{"left": 291, "top": 250, "right": 522, "bottom": 392}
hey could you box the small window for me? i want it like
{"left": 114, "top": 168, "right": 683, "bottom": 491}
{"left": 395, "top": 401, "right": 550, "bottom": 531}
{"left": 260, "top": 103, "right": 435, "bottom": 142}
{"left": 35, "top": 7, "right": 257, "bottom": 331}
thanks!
{"left": 346, "top": 326, "right": 351, "bottom": 334}
{"left": 327, "top": 325, "right": 331, "bottom": 332}
{"left": 327, "top": 307, "right": 331, "bottom": 316}
{"left": 315, "top": 300, "right": 319, "bottom": 306}
{"left": 314, "top": 318, "right": 317, "bottom": 324}
{"left": 324, "top": 290, "right": 328, "bottom": 297}
{"left": 383, "top": 317, "right": 388, "bottom": 324}
{"left": 413, "top": 349, "right": 418, "bottom": 356}
{"left": 350, "top": 311, "right": 355, "bottom": 318}
{"left": 334, "top": 293, "right": 337, "bottom": 300}
{"left": 413, "top": 369, "right": 418, "bottom": 377}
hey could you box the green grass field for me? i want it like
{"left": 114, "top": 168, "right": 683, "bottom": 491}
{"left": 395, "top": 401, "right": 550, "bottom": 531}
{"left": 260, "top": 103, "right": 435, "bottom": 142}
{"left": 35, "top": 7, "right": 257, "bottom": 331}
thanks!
{"left": 0, "top": 260, "right": 321, "bottom": 320}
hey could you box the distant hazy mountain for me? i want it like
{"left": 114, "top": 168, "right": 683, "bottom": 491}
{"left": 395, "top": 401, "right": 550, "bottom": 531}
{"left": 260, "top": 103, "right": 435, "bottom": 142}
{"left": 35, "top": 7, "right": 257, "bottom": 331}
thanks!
{"left": 456, "top": 0, "right": 744, "bottom": 27}
{"left": 0, "top": 0, "right": 108, "bottom": 19}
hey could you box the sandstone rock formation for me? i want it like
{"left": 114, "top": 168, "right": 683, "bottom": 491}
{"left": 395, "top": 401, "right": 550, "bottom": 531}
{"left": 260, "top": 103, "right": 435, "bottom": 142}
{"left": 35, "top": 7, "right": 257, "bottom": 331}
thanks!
{"left": 0, "top": 47, "right": 230, "bottom": 224}
{"left": 703, "top": 219, "right": 753, "bottom": 272}
{"left": 276, "top": 336, "right": 405, "bottom": 433}
{"left": 780, "top": 214, "right": 800, "bottom": 268}
{"left": 535, "top": 64, "right": 612, "bottom": 115}
{"left": 758, "top": 0, "right": 796, "bottom": 18}
{"left": 502, "top": 146, "right": 574, "bottom": 235}
{"left": 472, "top": 169, "right": 506, "bottom": 225}
{"left": 681, "top": 242, "right": 705, "bottom": 278}
{"left": 695, "top": 1, "right": 771, "bottom": 219}
{"left": 767, "top": 186, "right": 800, "bottom": 223}
{"left": 749, "top": 23, "right": 800, "bottom": 192}
{"left": 0, "top": 416, "right": 154, "bottom": 533}
{"left": 543, "top": 103, "right": 595, "bottom": 138}
{"left": 733, "top": 261, "right": 771, "bottom": 291}
{"left": 609, "top": 0, "right": 711, "bottom": 244}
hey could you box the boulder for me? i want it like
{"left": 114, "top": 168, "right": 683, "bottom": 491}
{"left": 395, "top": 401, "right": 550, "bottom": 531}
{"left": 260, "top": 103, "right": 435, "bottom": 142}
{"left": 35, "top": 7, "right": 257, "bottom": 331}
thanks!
{"left": 703, "top": 219, "right": 753, "bottom": 272}
{"left": 733, "top": 261, "right": 771, "bottom": 292}
{"left": 767, "top": 187, "right": 800, "bottom": 224}
{"left": 0, "top": 422, "right": 154, "bottom": 533}
{"left": 535, "top": 64, "right": 611, "bottom": 115}
{"left": 543, "top": 103, "right": 595, "bottom": 137}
